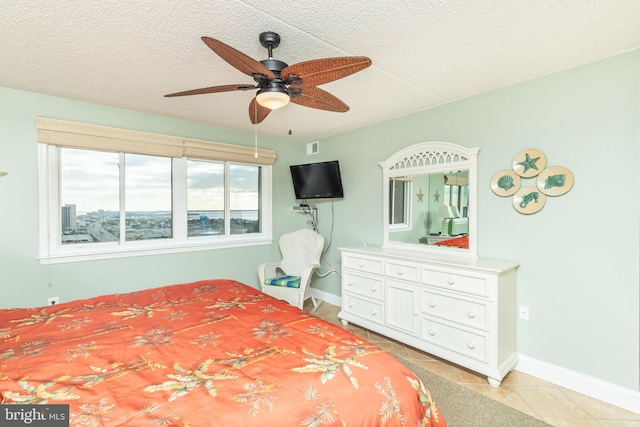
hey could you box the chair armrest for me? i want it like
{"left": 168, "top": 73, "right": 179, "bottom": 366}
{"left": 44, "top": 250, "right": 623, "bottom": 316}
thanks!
{"left": 298, "top": 263, "right": 321, "bottom": 288}
{"left": 258, "top": 261, "right": 282, "bottom": 285}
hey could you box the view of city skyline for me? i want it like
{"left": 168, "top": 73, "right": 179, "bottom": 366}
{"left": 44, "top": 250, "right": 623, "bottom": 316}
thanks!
{"left": 62, "top": 206, "right": 260, "bottom": 244}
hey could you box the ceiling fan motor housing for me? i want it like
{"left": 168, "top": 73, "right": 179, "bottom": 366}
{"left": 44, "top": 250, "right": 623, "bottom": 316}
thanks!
{"left": 258, "top": 82, "right": 287, "bottom": 93}
{"left": 260, "top": 58, "right": 288, "bottom": 75}
{"left": 258, "top": 58, "right": 301, "bottom": 98}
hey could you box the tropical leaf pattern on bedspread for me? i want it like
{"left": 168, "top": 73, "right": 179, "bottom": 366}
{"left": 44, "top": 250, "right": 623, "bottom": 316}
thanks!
{"left": 0, "top": 279, "right": 446, "bottom": 426}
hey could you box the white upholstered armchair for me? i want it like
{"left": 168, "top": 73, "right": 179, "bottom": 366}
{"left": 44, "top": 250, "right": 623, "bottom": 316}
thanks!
{"left": 258, "top": 229, "right": 324, "bottom": 312}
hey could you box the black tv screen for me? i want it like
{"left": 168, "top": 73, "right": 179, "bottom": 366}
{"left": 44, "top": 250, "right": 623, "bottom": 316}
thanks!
{"left": 290, "top": 160, "right": 344, "bottom": 200}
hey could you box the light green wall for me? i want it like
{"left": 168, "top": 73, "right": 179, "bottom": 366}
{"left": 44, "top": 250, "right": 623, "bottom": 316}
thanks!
{"left": 411, "top": 174, "right": 432, "bottom": 239}
{"left": 425, "top": 173, "right": 441, "bottom": 235}
{"left": 0, "top": 49, "right": 638, "bottom": 392}
{"left": 313, "top": 50, "right": 640, "bottom": 391}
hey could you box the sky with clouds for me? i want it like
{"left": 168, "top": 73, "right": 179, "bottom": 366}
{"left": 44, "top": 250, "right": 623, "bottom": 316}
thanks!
{"left": 61, "top": 149, "right": 259, "bottom": 214}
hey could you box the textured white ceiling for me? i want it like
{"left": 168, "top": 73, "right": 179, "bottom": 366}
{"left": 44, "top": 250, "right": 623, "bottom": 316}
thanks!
{"left": 1, "top": 0, "right": 638, "bottom": 142}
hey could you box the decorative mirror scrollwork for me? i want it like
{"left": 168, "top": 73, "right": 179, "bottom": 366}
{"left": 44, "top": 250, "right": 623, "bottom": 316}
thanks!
{"left": 380, "top": 141, "right": 479, "bottom": 258}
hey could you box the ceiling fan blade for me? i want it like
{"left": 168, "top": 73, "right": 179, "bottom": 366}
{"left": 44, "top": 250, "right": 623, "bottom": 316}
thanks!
{"left": 165, "top": 84, "right": 255, "bottom": 97}
{"left": 282, "top": 56, "right": 371, "bottom": 87}
{"left": 249, "top": 97, "right": 271, "bottom": 124}
{"left": 202, "top": 37, "right": 275, "bottom": 80}
{"left": 290, "top": 86, "right": 349, "bottom": 112}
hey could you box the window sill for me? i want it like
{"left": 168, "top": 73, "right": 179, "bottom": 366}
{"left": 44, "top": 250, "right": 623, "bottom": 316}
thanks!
{"left": 388, "top": 226, "right": 411, "bottom": 232}
{"left": 39, "top": 236, "right": 272, "bottom": 265}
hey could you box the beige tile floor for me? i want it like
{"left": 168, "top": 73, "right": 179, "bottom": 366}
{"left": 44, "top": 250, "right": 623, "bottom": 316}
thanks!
{"left": 310, "top": 301, "right": 640, "bottom": 427}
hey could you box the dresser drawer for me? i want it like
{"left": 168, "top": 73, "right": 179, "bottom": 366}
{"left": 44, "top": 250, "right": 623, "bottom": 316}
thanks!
{"left": 421, "top": 268, "right": 488, "bottom": 297}
{"left": 343, "top": 294, "right": 384, "bottom": 325}
{"left": 422, "top": 290, "right": 488, "bottom": 331}
{"left": 343, "top": 272, "right": 383, "bottom": 301}
{"left": 343, "top": 254, "right": 383, "bottom": 275}
{"left": 385, "top": 260, "right": 419, "bottom": 282}
{"left": 422, "top": 318, "right": 487, "bottom": 362}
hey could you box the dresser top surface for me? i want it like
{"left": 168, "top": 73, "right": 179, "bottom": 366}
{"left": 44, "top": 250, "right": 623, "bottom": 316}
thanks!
{"left": 339, "top": 246, "right": 519, "bottom": 273}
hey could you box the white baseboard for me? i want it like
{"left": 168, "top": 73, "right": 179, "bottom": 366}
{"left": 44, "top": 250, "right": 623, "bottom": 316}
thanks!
{"left": 516, "top": 355, "right": 640, "bottom": 414}
{"left": 310, "top": 288, "right": 341, "bottom": 307}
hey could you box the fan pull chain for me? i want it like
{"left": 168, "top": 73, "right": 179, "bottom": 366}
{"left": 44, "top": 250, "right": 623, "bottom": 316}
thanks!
{"left": 254, "top": 108, "right": 258, "bottom": 158}
{"left": 254, "top": 129, "right": 258, "bottom": 158}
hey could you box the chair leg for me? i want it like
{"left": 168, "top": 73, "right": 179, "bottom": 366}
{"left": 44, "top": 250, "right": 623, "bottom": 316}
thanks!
{"left": 308, "top": 293, "right": 321, "bottom": 314}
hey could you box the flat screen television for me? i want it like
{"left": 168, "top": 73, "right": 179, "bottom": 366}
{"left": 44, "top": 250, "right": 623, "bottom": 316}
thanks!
{"left": 290, "top": 160, "right": 344, "bottom": 200}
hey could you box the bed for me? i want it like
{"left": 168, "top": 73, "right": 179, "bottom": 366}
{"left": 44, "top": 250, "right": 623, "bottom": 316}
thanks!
{"left": 434, "top": 234, "right": 469, "bottom": 249}
{"left": 0, "top": 279, "right": 446, "bottom": 426}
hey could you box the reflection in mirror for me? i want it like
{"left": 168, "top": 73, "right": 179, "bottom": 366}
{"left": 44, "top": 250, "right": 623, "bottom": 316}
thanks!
{"left": 442, "top": 171, "right": 469, "bottom": 234}
{"left": 380, "top": 142, "right": 479, "bottom": 258}
{"left": 387, "top": 171, "right": 468, "bottom": 241}
{"left": 389, "top": 177, "right": 413, "bottom": 229}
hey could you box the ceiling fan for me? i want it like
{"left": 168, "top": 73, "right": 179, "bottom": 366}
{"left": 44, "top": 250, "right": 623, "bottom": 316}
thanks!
{"left": 165, "top": 32, "right": 372, "bottom": 124}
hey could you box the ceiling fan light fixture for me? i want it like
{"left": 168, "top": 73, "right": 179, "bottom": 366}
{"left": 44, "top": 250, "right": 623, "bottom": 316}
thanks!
{"left": 256, "top": 86, "right": 290, "bottom": 110}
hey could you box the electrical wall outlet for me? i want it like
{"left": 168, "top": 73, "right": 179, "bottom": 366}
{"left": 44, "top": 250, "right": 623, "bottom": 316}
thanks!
{"left": 519, "top": 305, "right": 530, "bottom": 320}
{"left": 48, "top": 297, "right": 60, "bottom": 306}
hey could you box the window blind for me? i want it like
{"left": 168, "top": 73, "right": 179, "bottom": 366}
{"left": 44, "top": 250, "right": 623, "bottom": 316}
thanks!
{"left": 37, "top": 117, "right": 277, "bottom": 165}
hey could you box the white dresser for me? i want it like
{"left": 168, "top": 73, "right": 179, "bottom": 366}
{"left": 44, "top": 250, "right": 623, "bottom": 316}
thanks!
{"left": 339, "top": 246, "right": 519, "bottom": 387}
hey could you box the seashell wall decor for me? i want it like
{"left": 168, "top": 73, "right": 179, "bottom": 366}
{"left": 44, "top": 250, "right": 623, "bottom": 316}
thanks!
{"left": 491, "top": 149, "right": 573, "bottom": 214}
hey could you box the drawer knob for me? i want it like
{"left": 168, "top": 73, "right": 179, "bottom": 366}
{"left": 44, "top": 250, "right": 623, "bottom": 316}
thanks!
{"left": 348, "top": 302, "right": 354, "bottom": 308}
{"left": 447, "top": 278, "right": 456, "bottom": 285}
{"left": 428, "top": 329, "right": 437, "bottom": 336}
{"left": 429, "top": 301, "right": 437, "bottom": 308}
{"left": 468, "top": 311, "right": 476, "bottom": 318}
{"left": 371, "top": 287, "right": 377, "bottom": 292}
{"left": 397, "top": 269, "right": 404, "bottom": 276}
{"left": 467, "top": 342, "right": 476, "bottom": 350}
{"left": 347, "top": 281, "right": 354, "bottom": 286}
{"left": 371, "top": 310, "right": 378, "bottom": 316}
{"left": 358, "top": 262, "right": 365, "bottom": 268}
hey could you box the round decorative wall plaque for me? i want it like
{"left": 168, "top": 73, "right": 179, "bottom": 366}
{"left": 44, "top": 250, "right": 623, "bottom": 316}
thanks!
{"left": 512, "top": 186, "right": 546, "bottom": 214}
{"left": 536, "top": 166, "right": 574, "bottom": 196}
{"left": 490, "top": 169, "right": 521, "bottom": 197}
{"left": 512, "top": 149, "right": 547, "bottom": 178}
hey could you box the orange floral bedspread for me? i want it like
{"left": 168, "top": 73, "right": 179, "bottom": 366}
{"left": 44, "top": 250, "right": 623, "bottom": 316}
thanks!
{"left": 0, "top": 279, "right": 446, "bottom": 426}
{"left": 434, "top": 235, "right": 469, "bottom": 249}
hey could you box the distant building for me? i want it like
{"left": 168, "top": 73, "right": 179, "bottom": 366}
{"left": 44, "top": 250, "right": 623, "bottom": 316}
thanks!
{"left": 62, "top": 204, "right": 76, "bottom": 233}
{"left": 61, "top": 234, "right": 92, "bottom": 244}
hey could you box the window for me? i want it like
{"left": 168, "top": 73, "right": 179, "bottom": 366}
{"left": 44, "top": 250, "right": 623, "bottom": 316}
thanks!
{"left": 444, "top": 172, "right": 469, "bottom": 218}
{"left": 388, "top": 178, "right": 411, "bottom": 230}
{"left": 186, "top": 160, "right": 262, "bottom": 238}
{"left": 38, "top": 117, "right": 275, "bottom": 263}
{"left": 60, "top": 149, "right": 121, "bottom": 244}
{"left": 187, "top": 159, "right": 225, "bottom": 237}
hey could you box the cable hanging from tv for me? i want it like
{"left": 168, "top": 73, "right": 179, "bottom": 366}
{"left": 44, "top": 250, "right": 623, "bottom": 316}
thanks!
{"left": 294, "top": 203, "right": 318, "bottom": 231}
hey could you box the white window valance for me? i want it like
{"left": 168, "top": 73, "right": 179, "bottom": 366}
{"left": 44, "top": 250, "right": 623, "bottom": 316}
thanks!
{"left": 36, "top": 117, "right": 277, "bottom": 166}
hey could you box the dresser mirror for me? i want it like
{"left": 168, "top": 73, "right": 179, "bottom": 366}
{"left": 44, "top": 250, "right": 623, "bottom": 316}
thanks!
{"left": 380, "top": 141, "right": 479, "bottom": 258}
